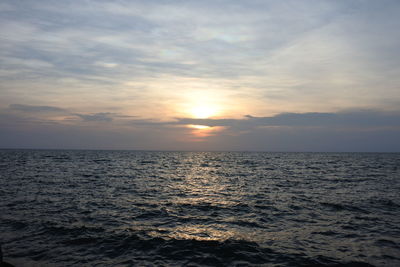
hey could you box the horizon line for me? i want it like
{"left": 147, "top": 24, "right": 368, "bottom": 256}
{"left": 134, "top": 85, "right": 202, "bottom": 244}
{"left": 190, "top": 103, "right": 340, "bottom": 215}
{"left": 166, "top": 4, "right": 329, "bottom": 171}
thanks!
{"left": 1, "top": 147, "right": 399, "bottom": 153}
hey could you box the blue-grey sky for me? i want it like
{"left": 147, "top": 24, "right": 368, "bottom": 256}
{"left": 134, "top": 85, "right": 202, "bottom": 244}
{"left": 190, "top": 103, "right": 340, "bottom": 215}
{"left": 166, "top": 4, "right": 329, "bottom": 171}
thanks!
{"left": 0, "top": 0, "right": 399, "bottom": 151}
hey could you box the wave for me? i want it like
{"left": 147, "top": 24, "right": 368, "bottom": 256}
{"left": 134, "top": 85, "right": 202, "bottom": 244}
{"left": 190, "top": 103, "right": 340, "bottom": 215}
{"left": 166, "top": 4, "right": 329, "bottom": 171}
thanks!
{"left": 55, "top": 232, "right": 377, "bottom": 266}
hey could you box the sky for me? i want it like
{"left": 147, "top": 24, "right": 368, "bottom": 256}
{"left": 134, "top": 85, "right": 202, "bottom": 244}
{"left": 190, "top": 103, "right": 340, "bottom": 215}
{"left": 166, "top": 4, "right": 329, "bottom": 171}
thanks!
{"left": 0, "top": 0, "right": 399, "bottom": 151}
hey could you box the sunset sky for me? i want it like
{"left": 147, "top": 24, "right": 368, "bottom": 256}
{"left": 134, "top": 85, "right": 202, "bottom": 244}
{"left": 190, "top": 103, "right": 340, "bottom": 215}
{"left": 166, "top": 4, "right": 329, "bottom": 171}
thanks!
{"left": 1, "top": 0, "right": 399, "bottom": 151}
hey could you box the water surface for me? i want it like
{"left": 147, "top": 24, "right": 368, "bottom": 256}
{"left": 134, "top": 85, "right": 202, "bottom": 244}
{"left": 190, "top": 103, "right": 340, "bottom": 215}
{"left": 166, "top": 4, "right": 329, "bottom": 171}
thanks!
{"left": 1, "top": 150, "right": 399, "bottom": 266}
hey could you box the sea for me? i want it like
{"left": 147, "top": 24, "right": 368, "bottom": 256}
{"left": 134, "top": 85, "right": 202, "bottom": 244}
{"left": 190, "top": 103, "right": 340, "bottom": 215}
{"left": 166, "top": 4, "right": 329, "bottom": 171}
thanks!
{"left": 0, "top": 150, "right": 399, "bottom": 267}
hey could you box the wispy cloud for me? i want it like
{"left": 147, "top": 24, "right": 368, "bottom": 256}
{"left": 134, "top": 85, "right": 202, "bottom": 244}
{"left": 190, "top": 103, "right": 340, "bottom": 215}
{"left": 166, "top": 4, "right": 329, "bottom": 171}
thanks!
{"left": 8, "top": 104, "right": 66, "bottom": 113}
{"left": 1, "top": 0, "right": 399, "bottom": 114}
{"left": 74, "top": 112, "right": 115, "bottom": 122}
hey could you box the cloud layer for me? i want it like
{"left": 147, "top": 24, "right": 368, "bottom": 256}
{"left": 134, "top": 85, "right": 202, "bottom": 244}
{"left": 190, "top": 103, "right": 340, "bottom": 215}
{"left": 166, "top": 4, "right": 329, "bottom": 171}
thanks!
{"left": 0, "top": 104, "right": 399, "bottom": 151}
{"left": 1, "top": 1, "right": 400, "bottom": 114}
{"left": 1, "top": 1, "right": 400, "bottom": 150}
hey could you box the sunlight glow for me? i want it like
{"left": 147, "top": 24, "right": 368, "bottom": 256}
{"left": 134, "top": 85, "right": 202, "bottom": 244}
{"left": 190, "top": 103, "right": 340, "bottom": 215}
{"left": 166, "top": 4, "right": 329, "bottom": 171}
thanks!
{"left": 186, "top": 124, "right": 226, "bottom": 139}
{"left": 190, "top": 105, "right": 218, "bottom": 118}
{"left": 189, "top": 124, "right": 211, "bottom": 130}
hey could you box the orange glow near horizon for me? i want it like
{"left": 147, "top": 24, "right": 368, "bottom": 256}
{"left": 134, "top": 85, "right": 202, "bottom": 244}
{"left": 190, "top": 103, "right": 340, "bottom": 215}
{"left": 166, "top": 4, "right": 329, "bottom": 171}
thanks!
{"left": 187, "top": 124, "right": 225, "bottom": 139}
{"left": 178, "top": 92, "right": 225, "bottom": 138}
{"left": 189, "top": 124, "right": 211, "bottom": 130}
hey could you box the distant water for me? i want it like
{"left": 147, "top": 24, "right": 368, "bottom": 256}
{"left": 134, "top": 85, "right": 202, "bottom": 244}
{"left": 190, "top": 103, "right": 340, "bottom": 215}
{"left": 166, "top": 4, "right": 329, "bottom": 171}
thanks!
{"left": 1, "top": 150, "right": 399, "bottom": 267}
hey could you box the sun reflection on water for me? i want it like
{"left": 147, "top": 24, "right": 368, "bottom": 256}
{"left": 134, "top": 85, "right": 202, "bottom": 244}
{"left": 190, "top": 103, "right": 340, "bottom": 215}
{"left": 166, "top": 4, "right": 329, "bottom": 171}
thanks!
{"left": 155, "top": 153, "right": 248, "bottom": 242}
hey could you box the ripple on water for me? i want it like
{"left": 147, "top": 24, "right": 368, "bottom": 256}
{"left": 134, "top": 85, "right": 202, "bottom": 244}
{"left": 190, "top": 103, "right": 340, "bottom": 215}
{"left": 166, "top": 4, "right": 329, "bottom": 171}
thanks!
{"left": 0, "top": 150, "right": 399, "bottom": 266}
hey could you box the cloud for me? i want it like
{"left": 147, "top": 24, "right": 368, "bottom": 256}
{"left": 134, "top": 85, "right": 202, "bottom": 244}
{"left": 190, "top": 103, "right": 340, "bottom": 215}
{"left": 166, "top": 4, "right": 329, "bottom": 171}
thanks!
{"left": 169, "top": 110, "right": 400, "bottom": 129}
{"left": 0, "top": 1, "right": 400, "bottom": 151}
{"left": 2, "top": 104, "right": 127, "bottom": 125}
{"left": 74, "top": 112, "right": 115, "bottom": 122}
{"left": 8, "top": 104, "right": 67, "bottom": 113}
{"left": 4, "top": 104, "right": 136, "bottom": 123}
{"left": 0, "top": 105, "right": 399, "bottom": 151}
{"left": 0, "top": 1, "right": 399, "bottom": 121}
{"left": 4, "top": 104, "right": 400, "bottom": 131}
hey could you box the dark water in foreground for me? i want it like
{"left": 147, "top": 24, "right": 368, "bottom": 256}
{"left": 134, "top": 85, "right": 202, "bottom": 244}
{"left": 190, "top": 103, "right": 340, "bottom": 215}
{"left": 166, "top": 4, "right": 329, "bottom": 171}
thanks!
{"left": 1, "top": 150, "right": 399, "bottom": 267}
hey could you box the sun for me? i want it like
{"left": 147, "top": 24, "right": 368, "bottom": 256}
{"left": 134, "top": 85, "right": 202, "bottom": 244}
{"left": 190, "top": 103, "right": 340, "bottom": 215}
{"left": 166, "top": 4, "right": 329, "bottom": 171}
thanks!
{"left": 190, "top": 105, "right": 218, "bottom": 118}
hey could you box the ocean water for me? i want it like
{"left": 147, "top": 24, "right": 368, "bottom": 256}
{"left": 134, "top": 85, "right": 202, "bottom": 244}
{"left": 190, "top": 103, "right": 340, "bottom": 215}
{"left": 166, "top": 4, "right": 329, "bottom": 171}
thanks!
{"left": 0, "top": 150, "right": 399, "bottom": 267}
